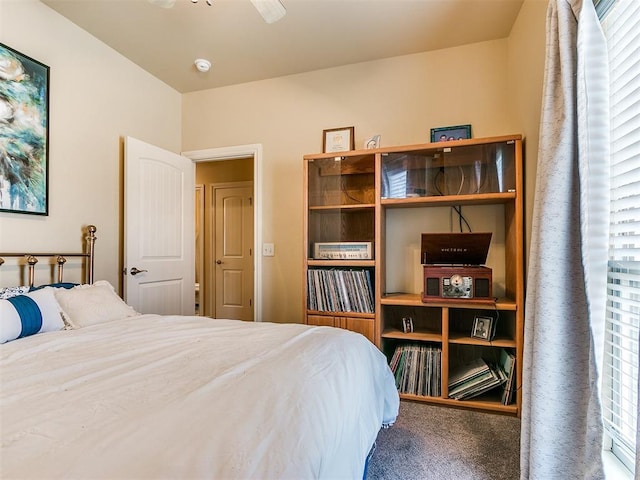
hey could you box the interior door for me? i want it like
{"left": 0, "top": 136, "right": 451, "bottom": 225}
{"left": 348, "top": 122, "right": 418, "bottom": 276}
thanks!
{"left": 124, "top": 136, "right": 195, "bottom": 315}
{"left": 214, "top": 184, "right": 254, "bottom": 320}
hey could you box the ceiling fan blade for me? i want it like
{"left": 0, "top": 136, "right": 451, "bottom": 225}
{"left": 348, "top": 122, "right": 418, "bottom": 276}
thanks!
{"left": 250, "top": 0, "right": 286, "bottom": 24}
{"left": 148, "top": 0, "right": 177, "bottom": 8}
{"left": 148, "top": 0, "right": 286, "bottom": 24}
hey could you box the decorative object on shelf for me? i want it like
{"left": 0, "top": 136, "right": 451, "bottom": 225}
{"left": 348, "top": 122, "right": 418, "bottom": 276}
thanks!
{"left": 430, "top": 124, "right": 472, "bottom": 143}
{"left": 402, "top": 317, "right": 414, "bottom": 334}
{"left": 0, "top": 43, "right": 49, "bottom": 216}
{"left": 471, "top": 315, "right": 495, "bottom": 341}
{"left": 364, "top": 134, "right": 381, "bottom": 149}
{"left": 323, "top": 126, "right": 355, "bottom": 153}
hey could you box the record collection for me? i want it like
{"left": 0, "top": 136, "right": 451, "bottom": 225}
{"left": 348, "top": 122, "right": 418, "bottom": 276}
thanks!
{"left": 448, "top": 349, "right": 516, "bottom": 404}
{"left": 307, "top": 268, "right": 374, "bottom": 313}
{"left": 389, "top": 344, "right": 442, "bottom": 397}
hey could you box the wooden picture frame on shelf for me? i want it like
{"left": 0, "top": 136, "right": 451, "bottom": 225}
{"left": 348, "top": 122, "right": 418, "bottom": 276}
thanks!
{"left": 323, "top": 126, "right": 355, "bottom": 153}
{"left": 430, "top": 124, "right": 471, "bottom": 143}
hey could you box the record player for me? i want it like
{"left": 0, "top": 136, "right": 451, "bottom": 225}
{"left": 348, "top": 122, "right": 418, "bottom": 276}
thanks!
{"left": 421, "top": 232, "right": 494, "bottom": 303}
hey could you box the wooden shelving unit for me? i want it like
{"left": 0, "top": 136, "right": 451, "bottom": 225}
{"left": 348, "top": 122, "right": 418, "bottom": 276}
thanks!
{"left": 303, "top": 135, "right": 524, "bottom": 416}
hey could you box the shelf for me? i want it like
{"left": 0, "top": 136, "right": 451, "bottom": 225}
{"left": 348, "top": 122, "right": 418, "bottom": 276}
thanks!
{"left": 381, "top": 192, "right": 516, "bottom": 208}
{"left": 382, "top": 328, "right": 442, "bottom": 342}
{"left": 309, "top": 204, "right": 375, "bottom": 212}
{"left": 307, "top": 259, "right": 375, "bottom": 267}
{"left": 448, "top": 333, "right": 517, "bottom": 348}
{"left": 306, "top": 310, "right": 375, "bottom": 319}
{"left": 381, "top": 293, "right": 517, "bottom": 310}
{"left": 305, "top": 134, "right": 522, "bottom": 159}
{"left": 382, "top": 329, "right": 516, "bottom": 348}
{"left": 399, "top": 393, "right": 518, "bottom": 416}
{"left": 304, "top": 151, "right": 376, "bottom": 162}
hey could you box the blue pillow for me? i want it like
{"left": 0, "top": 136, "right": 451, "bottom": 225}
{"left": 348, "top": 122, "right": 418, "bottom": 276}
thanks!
{"left": 29, "top": 282, "right": 78, "bottom": 292}
{"left": 0, "top": 288, "right": 65, "bottom": 343}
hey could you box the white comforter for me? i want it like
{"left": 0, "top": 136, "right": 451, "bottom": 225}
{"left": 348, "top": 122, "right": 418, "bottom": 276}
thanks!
{"left": 0, "top": 315, "right": 399, "bottom": 479}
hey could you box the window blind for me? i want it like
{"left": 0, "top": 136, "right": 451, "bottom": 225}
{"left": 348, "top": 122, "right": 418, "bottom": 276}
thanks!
{"left": 601, "top": 0, "right": 640, "bottom": 473}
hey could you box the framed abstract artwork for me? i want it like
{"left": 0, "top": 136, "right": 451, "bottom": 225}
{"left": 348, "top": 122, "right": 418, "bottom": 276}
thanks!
{"left": 0, "top": 43, "right": 50, "bottom": 215}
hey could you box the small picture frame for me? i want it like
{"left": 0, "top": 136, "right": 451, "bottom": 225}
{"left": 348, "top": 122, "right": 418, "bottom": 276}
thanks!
{"left": 323, "top": 126, "right": 355, "bottom": 153}
{"left": 471, "top": 315, "right": 493, "bottom": 341}
{"left": 430, "top": 124, "right": 472, "bottom": 143}
{"left": 402, "top": 317, "right": 414, "bottom": 334}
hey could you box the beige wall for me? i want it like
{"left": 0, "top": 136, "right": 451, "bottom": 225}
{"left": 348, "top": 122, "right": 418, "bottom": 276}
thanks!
{"left": 507, "top": 0, "right": 549, "bottom": 261}
{"left": 183, "top": 34, "right": 548, "bottom": 324}
{"left": 0, "top": 0, "right": 182, "bottom": 289}
{"left": 195, "top": 158, "right": 253, "bottom": 185}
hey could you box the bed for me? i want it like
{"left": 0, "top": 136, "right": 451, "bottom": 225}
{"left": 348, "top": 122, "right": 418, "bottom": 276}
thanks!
{"left": 0, "top": 226, "right": 399, "bottom": 479}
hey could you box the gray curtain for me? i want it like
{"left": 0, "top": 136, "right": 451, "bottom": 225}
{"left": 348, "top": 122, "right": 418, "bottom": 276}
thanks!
{"left": 520, "top": 0, "right": 610, "bottom": 478}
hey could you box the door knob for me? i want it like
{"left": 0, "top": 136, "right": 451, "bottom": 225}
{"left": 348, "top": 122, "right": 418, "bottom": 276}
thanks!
{"left": 130, "top": 267, "right": 148, "bottom": 276}
{"left": 216, "top": 260, "right": 222, "bottom": 265}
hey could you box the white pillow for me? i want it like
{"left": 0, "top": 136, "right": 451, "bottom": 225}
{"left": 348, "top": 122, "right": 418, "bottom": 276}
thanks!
{"left": 54, "top": 280, "right": 139, "bottom": 328}
{"left": 0, "top": 288, "right": 65, "bottom": 343}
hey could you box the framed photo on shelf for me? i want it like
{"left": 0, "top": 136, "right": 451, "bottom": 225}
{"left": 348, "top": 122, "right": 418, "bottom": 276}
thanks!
{"left": 402, "top": 317, "right": 414, "bottom": 334}
{"left": 430, "top": 124, "right": 472, "bottom": 143}
{"left": 0, "top": 43, "right": 50, "bottom": 215}
{"left": 323, "top": 126, "right": 355, "bottom": 153}
{"left": 471, "top": 315, "right": 494, "bottom": 341}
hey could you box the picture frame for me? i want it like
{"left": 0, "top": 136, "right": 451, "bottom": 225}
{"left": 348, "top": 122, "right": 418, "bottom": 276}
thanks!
{"left": 323, "top": 126, "right": 355, "bottom": 153}
{"left": 402, "top": 317, "right": 414, "bottom": 334}
{"left": 471, "top": 315, "right": 494, "bottom": 341}
{"left": 0, "top": 43, "right": 50, "bottom": 215}
{"left": 430, "top": 124, "right": 472, "bottom": 143}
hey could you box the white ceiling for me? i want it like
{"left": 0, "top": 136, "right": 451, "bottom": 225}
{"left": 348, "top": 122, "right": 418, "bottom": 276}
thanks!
{"left": 42, "top": 0, "right": 525, "bottom": 94}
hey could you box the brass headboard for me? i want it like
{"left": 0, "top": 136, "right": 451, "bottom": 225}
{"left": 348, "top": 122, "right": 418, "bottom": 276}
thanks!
{"left": 0, "top": 225, "right": 97, "bottom": 287}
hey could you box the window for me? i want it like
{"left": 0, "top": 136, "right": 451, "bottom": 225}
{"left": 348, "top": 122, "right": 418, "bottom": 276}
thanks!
{"left": 600, "top": 0, "right": 640, "bottom": 474}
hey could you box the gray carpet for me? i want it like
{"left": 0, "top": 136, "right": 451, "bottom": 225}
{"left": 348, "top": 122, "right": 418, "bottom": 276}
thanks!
{"left": 367, "top": 400, "right": 521, "bottom": 480}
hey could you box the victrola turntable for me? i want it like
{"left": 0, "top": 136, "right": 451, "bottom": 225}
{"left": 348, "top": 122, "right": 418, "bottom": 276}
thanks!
{"left": 421, "top": 232, "right": 494, "bottom": 303}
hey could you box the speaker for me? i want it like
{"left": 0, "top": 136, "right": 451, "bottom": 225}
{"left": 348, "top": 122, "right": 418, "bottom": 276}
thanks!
{"left": 475, "top": 278, "right": 491, "bottom": 298}
{"left": 426, "top": 277, "right": 440, "bottom": 297}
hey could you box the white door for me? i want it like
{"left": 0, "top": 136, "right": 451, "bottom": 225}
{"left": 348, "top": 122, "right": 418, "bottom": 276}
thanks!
{"left": 124, "top": 137, "right": 195, "bottom": 315}
{"left": 214, "top": 184, "right": 254, "bottom": 320}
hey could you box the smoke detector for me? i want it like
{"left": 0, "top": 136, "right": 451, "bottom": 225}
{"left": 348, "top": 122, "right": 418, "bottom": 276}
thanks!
{"left": 194, "top": 58, "right": 212, "bottom": 73}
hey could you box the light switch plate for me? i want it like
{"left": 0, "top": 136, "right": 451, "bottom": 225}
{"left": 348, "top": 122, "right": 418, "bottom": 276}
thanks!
{"left": 262, "top": 243, "right": 274, "bottom": 256}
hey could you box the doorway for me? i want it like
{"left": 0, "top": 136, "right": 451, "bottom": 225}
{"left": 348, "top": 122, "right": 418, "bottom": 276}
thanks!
{"left": 184, "top": 144, "right": 263, "bottom": 322}
{"left": 196, "top": 160, "right": 253, "bottom": 319}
